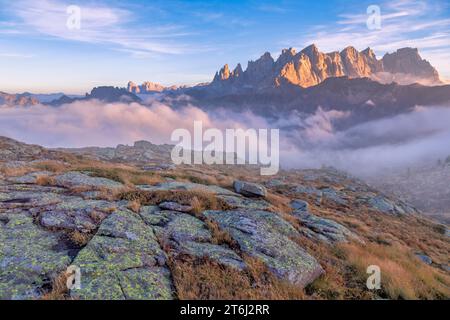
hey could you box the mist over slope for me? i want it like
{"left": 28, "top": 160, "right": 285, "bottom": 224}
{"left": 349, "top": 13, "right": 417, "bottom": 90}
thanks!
{"left": 1, "top": 97, "right": 449, "bottom": 178}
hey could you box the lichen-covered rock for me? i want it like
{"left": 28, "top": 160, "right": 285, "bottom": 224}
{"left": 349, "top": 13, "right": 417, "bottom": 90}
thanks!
{"left": 70, "top": 210, "right": 173, "bottom": 300}
{"left": 54, "top": 198, "right": 117, "bottom": 212}
{"left": 290, "top": 199, "right": 309, "bottom": 212}
{"left": 0, "top": 213, "right": 71, "bottom": 299}
{"left": 40, "top": 210, "right": 97, "bottom": 233}
{"left": 54, "top": 171, "right": 124, "bottom": 190}
{"left": 39, "top": 198, "right": 117, "bottom": 233}
{"left": 137, "top": 181, "right": 236, "bottom": 196}
{"left": 179, "top": 242, "right": 245, "bottom": 270}
{"left": 321, "top": 188, "right": 348, "bottom": 205}
{"left": 8, "top": 171, "right": 53, "bottom": 184}
{"left": 0, "top": 184, "right": 68, "bottom": 210}
{"left": 264, "top": 179, "right": 285, "bottom": 188}
{"left": 140, "top": 208, "right": 245, "bottom": 270}
{"left": 361, "top": 194, "right": 416, "bottom": 216}
{"left": 293, "top": 185, "right": 322, "bottom": 196}
{"left": 158, "top": 201, "right": 192, "bottom": 213}
{"left": 294, "top": 211, "right": 362, "bottom": 243}
{"left": 0, "top": 136, "right": 62, "bottom": 161}
{"left": 218, "top": 195, "right": 271, "bottom": 210}
{"left": 415, "top": 253, "right": 432, "bottom": 265}
{"left": 203, "top": 209, "right": 324, "bottom": 287}
{"left": 293, "top": 185, "right": 323, "bottom": 204}
{"left": 233, "top": 180, "right": 267, "bottom": 198}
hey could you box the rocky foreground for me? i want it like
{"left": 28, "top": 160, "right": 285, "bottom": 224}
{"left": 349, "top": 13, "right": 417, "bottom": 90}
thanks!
{"left": 0, "top": 136, "right": 449, "bottom": 300}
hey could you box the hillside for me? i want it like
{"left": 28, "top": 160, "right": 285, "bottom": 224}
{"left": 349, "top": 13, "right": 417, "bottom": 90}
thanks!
{"left": 0, "top": 136, "right": 448, "bottom": 300}
{"left": 370, "top": 160, "right": 450, "bottom": 224}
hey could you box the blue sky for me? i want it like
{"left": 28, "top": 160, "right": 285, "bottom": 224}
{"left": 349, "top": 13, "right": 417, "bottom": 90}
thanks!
{"left": 0, "top": 0, "right": 449, "bottom": 94}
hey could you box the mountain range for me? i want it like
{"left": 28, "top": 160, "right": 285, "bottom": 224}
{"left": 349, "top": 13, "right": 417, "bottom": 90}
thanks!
{"left": 127, "top": 81, "right": 180, "bottom": 94}
{"left": 2, "top": 45, "right": 449, "bottom": 121}
{"left": 209, "top": 45, "right": 441, "bottom": 92}
{"left": 0, "top": 92, "right": 40, "bottom": 107}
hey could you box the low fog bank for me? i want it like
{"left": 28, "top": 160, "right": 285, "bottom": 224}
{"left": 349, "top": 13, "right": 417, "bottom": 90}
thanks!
{"left": 1, "top": 99, "right": 449, "bottom": 178}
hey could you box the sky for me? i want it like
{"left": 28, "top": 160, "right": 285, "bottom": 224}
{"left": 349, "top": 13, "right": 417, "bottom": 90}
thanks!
{"left": 0, "top": 0, "right": 449, "bottom": 94}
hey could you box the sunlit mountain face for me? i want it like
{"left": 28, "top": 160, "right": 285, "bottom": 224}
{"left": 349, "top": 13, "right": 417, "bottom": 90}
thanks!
{"left": 0, "top": 0, "right": 449, "bottom": 302}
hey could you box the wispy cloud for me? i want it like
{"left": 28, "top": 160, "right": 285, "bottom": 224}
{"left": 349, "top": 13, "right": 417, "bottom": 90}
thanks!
{"left": 4, "top": 0, "right": 200, "bottom": 55}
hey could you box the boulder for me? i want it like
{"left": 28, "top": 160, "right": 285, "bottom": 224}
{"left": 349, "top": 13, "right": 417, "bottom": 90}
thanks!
{"left": 8, "top": 171, "right": 53, "bottom": 184}
{"left": 294, "top": 211, "right": 362, "bottom": 243}
{"left": 218, "top": 195, "right": 271, "bottom": 210}
{"left": 415, "top": 253, "right": 432, "bottom": 265}
{"left": 141, "top": 207, "right": 245, "bottom": 270}
{"left": 233, "top": 180, "right": 267, "bottom": 198}
{"left": 137, "top": 181, "right": 237, "bottom": 196}
{"left": 290, "top": 199, "right": 309, "bottom": 212}
{"left": 321, "top": 188, "right": 348, "bottom": 205}
{"left": 362, "top": 194, "right": 416, "bottom": 216}
{"left": 70, "top": 210, "right": 173, "bottom": 300}
{"left": 204, "top": 209, "right": 324, "bottom": 287}
{"left": 54, "top": 171, "right": 124, "bottom": 190}
{"left": 158, "top": 201, "right": 192, "bottom": 213}
{"left": 0, "top": 213, "right": 71, "bottom": 299}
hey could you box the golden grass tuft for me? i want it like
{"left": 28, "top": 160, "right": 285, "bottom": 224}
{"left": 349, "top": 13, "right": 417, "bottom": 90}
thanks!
{"left": 33, "top": 160, "right": 67, "bottom": 173}
{"left": 35, "top": 175, "right": 56, "bottom": 186}
{"left": 68, "top": 231, "right": 93, "bottom": 247}
{"left": 127, "top": 200, "right": 142, "bottom": 213}
{"left": 40, "top": 272, "right": 70, "bottom": 300}
{"left": 204, "top": 218, "right": 239, "bottom": 250}
{"left": 340, "top": 242, "right": 450, "bottom": 299}
{"left": 0, "top": 166, "right": 33, "bottom": 177}
{"left": 74, "top": 165, "right": 164, "bottom": 186}
{"left": 118, "top": 189, "right": 232, "bottom": 212}
{"left": 168, "top": 255, "right": 305, "bottom": 300}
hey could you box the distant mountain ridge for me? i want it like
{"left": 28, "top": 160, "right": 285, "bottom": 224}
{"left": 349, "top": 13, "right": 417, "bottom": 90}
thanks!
{"left": 0, "top": 92, "right": 39, "bottom": 107}
{"left": 2, "top": 45, "right": 446, "bottom": 110}
{"left": 175, "top": 76, "right": 450, "bottom": 130}
{"left": 127, "top": 81, "right": 179, "bottom": 94}
{"left": 47, "top": 86, "right": 142, "bottom": 106}
{"left": 210, "top": 45, "right": 441, "bottom": 91}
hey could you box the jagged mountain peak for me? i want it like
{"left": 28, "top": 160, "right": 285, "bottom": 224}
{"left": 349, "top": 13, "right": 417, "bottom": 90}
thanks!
{"left": 127, "top": 80, "right": 168, "bottom": 94}
{"left": 211, "top": 45, "right": 442, "bottom": 89}
{"left": 0, "top": 92, "right": 40, "bottom": 107}
{"left": 301, "top": 43, "right": 320, "bottom": 56}
{"left": 361, "top": 47, "right": 376, "bottom": 58}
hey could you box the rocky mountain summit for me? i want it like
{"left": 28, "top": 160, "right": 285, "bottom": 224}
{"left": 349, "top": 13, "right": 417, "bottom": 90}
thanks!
{"left": 211, "top": 45, "right": 441, "bottom": 90}
{"left": 0, "top": 92, "right": 40, "bottom": 107}
{"left": 127, "top": 81, "right": 178, "bottom": 94}
{"left": 47, "top": 86, "right": 142, "bottom": 106}
{"left": 56, "top": 140, "right": 174, "bottom": 167}
{"left": 0, "top": 136, "right": 448, "bottom": 300}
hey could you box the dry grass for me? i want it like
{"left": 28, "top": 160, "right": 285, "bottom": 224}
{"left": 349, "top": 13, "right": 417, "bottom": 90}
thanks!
{"left": 204, "top": 219, "right": 239, "bottom": 249}
{"left": 33, "top": 160, "right": 67, "bottom": 173}
{"left": 340, "top": 242, "right": 450, "bottom": 299}
{"left": 75, "top": 165, "right": 164, "bottom": 186}
{"left": 266, "top": 192, "right": 292, "bottom": 214}
{"left": 35, "top": 175, "right": 56, "bottom": 186}
{"left": 0, "top": 166, "right": 33, "bottom": 177}
{"left": 169, "top": 255, "right": 306, "bottom": 300}
{"left": 127, "top": 200, "right": 141, "bottom": 213}
{"left": 293, "top": 235, "right": 372, "bottom": 300}
{"left": 68, "top": 185, "right": 130, "bottom": 202}
{"left": 118, "top": 189, "right": 232, "bottom": 213}
{"left": 68, "top": 231, "right": 93, "bottom": 247}
{"left": 40, "top": 272, "right": 69, "bottom": 300}
{"left": 190, "top": 196, "right": 204, "bottom": 217}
